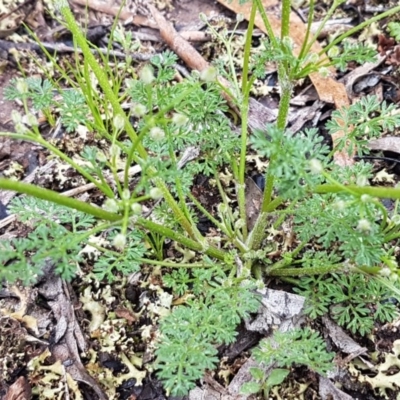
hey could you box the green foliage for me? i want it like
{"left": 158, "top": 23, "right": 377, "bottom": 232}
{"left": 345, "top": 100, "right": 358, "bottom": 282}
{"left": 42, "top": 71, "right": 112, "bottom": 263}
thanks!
{"left": 293, "top": 188, "right": 386, "bottom": 267}
{"left": 388, "top": 21, "right": 400, "bottom": 41}
{"left": 330, "top": 41, "right": 377, "bottom": 71}
{"left": 252, "top": 327, "right": 334, "bottom": 375}
{"left": 92, "top": 230, "right": 146, "bottom": 281}
{"left": 1, "top": 0, "right": 400, "bottom": 396}
{"left": 250, "top": 126, "right": 329, "bottom": 198}
{"left": 295, "top": 273, "right": 399, "bottom": 335}
{"left": 3, "top": 197, "right": 145, "bottom": 283}
{"left": 327, "top": 95, "right": 400, "bottom": 156}
{"left": 156, "top": 271, "right": 260, "bottom": 396}
{"left": 240, "top": 367, "right": 289, "bottom": 396}
{"left": 4, "top": 77, "right": 54, "bottom": 110}
{"left": 59, "top": 89, "right": 90, "bottom": 132}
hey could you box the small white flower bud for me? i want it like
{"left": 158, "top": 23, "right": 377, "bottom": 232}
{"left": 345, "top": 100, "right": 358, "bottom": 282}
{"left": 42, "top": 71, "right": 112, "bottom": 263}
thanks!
{"left": 139, "top": 65, "right": 155, "bottom": 84}
{"left": 172, "top": 113, "right": 189, "bottom": 127}
{"left": 149, "top": 127, "right": 165, "bottom": 141}
{"left": 327, "top": 46, "right": 340, "bottom": 58}
{"left": 11, "top": 110, "right": 22, "bottom": 124}
{"left": 103, "top": 199, "right": 119, "bottom": 213}
{"left": 110, "top": 144, "right": 121, "bottom": 158}
{"left": 236, "top": 13, "right": 244, "bottom": 22}
{"left": 200, "top": 66, "right": 217, "bottom": 82}
{"left": 360, "top": 194, "right": 372, "bottom": 203}
{"left": 392, "top": 215, "right": 400, "bottom": 225}
{"left": 282, "top": 36, "right": 294, "bottom": 50}
{"left": 113, "top": 233, "right": 126, "bottom": 250}
{"left": 379, "top": 267, "right": 392, "bottom": 277}
{"left": 150, "top": 187, "right": 163, "bottom": 199}
{"left": 199, "top": 13, "right": 207, "bottom": 23}
{"left": 16, "top": 79, "right": 28, "bottom": 95}
{"left": 121, "top": 189, "right": 130, "bottom": 201}
{"left": 113, "top": 114, "right": 125, "bottom": 131}
{"left": 357, "top": 218, "right": 371, "bottom": 233}
{"left": 24, "top": 113, "right": 38, "bottom": 127}
{"left": 308, "top": 53, "right": 319, "bottom": 64}
{"left": 318, "top": 67, "right": 330, "bottom": 78}
{"left": 309, "top": 159, "right": 323, "bottom": 174}
{"left": 356, "top": 175, "right": 369, "bottom": 187}
{"left": 131, "top": 203, "right": 142, "bottom": 215}
{"left": 131, "top": 103, "right": 147, "bottom": 118}
{"left": 96, "top": 151, "right": 107, "bottom": 163}
{"left": 332, "top": 200, "right": 346, "bottom": 211}
{"left": 15, "top": 122, "right": 28, "bottom": 134}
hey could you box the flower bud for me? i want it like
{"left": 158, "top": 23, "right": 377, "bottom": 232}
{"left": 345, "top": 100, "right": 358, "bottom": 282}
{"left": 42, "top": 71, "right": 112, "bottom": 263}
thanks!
{"left": 357, "top": 218, "right": 371, "bottom": 233}
{"left": 308, "top": 53, "right": 319, "bottom": 64}
{"left": 318, "top": 67, "right": 330, "bottom": 78}
{"left": 24, "top": 113, "right": 39, "bottom": 127}
{"left": 327, "top": 46, "right": 340, "bottom": 58}
{"left": 199, "top": 13, "right": 207, "bottom": 23}
{"left": 131, "top": 203, "right": 142, "bottom": 215}
{"left": 200, "top": 66, "right": 217, "bottom": 82}
{"left": 113, "top": 233, "right": 126, "bottom": 250}
{"left": 96, "top": 151, "right": 107, "bottom": 163}
{"left": 11, "top": 110, "right": 22, "bottom": 124}
{"left": 16, "top": 79, "right": 28, "bottom": 95}
{"left": 332, "top": 200, "right": 346, "bottom": 212}
{"left": 103, "top": 199, "right": 119, "bottom": 213}
{"left": 356, "top": 175, "right": 369, "bottom": 187}
{"left": 172, "top": 113, "right": 189, "bottom": 127}
{"left": 150, "top": 187, "right": 163, "bottom": 199}
{"left": 360, "top": 194, "right": 372, "bottom": 203}
{"left": 113, "top": 114, "right": 125, "bottom": 131}
{"left": 309, "top": 159, "right": 323, "bottom": 174}
{"left": 282, "top": 36, "right": 294, "bottom": 50}
{"left": 15, "top": 122, "right": 28, "bottom": 134}
{"left": 149, "top": 127, "right": 165, "bottom": 141}
{"left": 139, "top": 65, "right": 155, "bottom": 84}
{"left": 236, "top": 13, "right": 244, "bottom": 22}
{"left": 121, "top": 189, "right": 130, "bottom": 201}
{"left": 131, "top": 103, "right": 147, "bottom": 118}
{"left": 110, "top": 144, "right": 121, "bottom": 158}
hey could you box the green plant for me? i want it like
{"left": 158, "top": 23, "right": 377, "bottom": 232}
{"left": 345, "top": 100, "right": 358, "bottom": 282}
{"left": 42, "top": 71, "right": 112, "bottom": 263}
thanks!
{"left": 295, "top": 273, "right": 399, "bottom": 336}
{"left": 388, "top": 21, "right": 400, "bottom": 41}
{"left": 156, "top": 268, "right": 260, "bottom": 394}
{"left": 1, "top": 0, "right": 400, "bottom": 396}
{"left": 240, "top": 328, "right": 335, "bottom": 396}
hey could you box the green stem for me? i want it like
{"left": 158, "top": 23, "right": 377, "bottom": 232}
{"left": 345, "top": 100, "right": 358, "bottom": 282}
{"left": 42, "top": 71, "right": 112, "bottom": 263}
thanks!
{"left": 153, "top": 178, "right": 203, "bottom": 242}
{"left": 59, "top": 3, "right": 147, "bottom": 159}
{"left": 246, "top": 83, "right": 292, "bottom": 252}
{"left": 253, "top": 0, "right": 278, "bottom": 48}
{"left": 315, "top": 184, "right": 400, "bottom": 200}
{"left": 0, "top": 178, "right": 122, "bottom": 221}
{"left": 238, "top": 86, "right": 250, "bottom": 241}
{"left": 138, "top": 258, "right": 212, "bottom": 268}
{"left": 136, "top": 217, "right": 226, "bottom": 261}
{"left": 302, "top": 0, "right": 343, "bottom": 57}
{"left": 298, "top": 0, "right": 315, "bottom": 60}
{"left": 265, "top": 263, "right": 343, "bottom": 277}
{"left": 242, "top": 1, "right": 257, "bottom": 94}
{"left": 322, "top": 4, "right": 400, "bottom": 57}
{"left": 281, "top": 0, "right": 291, "bottom": 38}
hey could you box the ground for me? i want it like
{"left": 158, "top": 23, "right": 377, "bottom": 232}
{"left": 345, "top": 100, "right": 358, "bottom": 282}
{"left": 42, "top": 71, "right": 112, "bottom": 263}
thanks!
{"left": 1, "top": 0, "right": 400, "bottom": 399}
